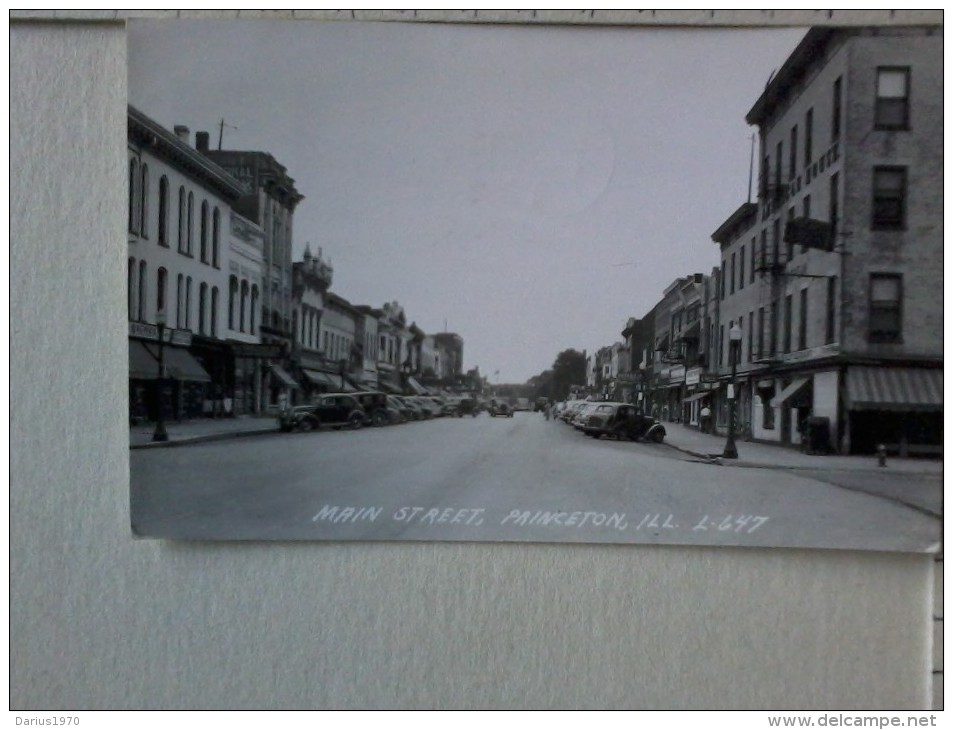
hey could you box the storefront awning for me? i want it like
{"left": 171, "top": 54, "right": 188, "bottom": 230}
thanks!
{"left": 771, "top": 376, "right": 810, "bottom": 408}
{"left": 406, "top": 376, "right": 427, "bottom": 395}
{"left": 683, "top": 392, "right": 709, "bottom": 404}
{"left": 269, "top": 364, "right": 299, "bottom": 390}
{"left": 846, "top": 367, "right": 942, "bottom": 412}
{"left": 164, "top": 347, "right": 212, "bottom": 382}
{"left": 677, "top": 321, "right": 701, "bottom": 341}
{"left": 302, "top": 369, "right": 338, "bottom": 388}
{"left": 129, "top": 340, "right": 159, "bottom": 380}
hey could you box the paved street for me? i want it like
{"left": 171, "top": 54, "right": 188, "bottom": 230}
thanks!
{"left": 130, "top": 412, "right": 940, "bottom": 552}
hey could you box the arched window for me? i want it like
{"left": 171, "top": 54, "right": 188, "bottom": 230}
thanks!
{"left": 128, "top": 158, "right": 139, "bottom": 234}
{"left": 177, "top": 186, "right": 186, "bottom": 252}
{"left": 200, "top": 201, "right": 209, "bottom": 263}
{"left": 156, "top": 267, "right": 167, "bottom": 317}
{"left": 158, "top": 176, "right": 169, "bottom": 245}
{"left": 210, "top": 287, "right": 219, "bottom": 338}
{"left": 187, "top": 192, "right": 194, "bottom": 255}
{"left": 240, "top": 280, "right": 249, "bottom": 332}
{"left": 140, "top": 164, "right": 149, "bottom": 238}
{"left": 199, "top": 283, "right": 208, "bottom": 336}
{"left": 185, "top": 276, "right": 192, "bottom": 330}
{"left": 250, "top": 286, "right": 258, "bottom": 335}
{"left": 228, "top": 276, "right": 238, "bottom": 330}
{"left": 128, "top": 257, "right": 136, "bottom": 321}
{"left": 176, "top": 274, "right": 184, "bottom": 328}
{"left": 212, "top": 208, "right": 220, "bottom": 267}
{"left": 138, "top": 261, "right": 147, "bottom": 322}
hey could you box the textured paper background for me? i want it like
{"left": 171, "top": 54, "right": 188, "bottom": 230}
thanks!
{"left": 9, "top": 12, "right": 940, "bottom": 710}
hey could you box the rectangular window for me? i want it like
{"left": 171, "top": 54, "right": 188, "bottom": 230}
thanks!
{"left": 798, "top": 288, "right": 808, "bottom": 350}
{"left": 872, "top": 166, "right": 907, "bottom": 229}
{"left": 730, "top": 253, "right": 736, "bottom": 294}
{"left": 739, "top": 245, "right": 745, "bottom": 290}
{"left": 721, "top": 261, "right": 726, "bottom": 299}
{"left": 826, "top": 276, "right": 837, "bottom": 344}
{"left": 720, "top": 324, "right": 725, "bottom": 367}
{"left": 760, "top": 230, "right": 767, "bottom": 272}
{"left": 774, "top": 140, "right": 783, "bottom": 194}
{"left": 761, "top": 154, "right": 770, "bottom": 200}
{"left": 829, "top": 172, "right": 839, "bottom": 236}
{"left": 737, "top": 316, "right": 744, "bottom": 364}
{"left": 875, "top": 67, "right": 910, "bottom": 130}
{"left": 769, "top": 301, "right": 778, "bottom": 356}
{"left": 772, "top": 219, "right": 781, "bottom": 267}
{"left": 789, "top": 125, "right": 798, "bottom": 180}
{"left": 804, "top": 108, "right": 814, "bottom": 168}
{"left": 750, "top": 237, "right": 756, "bottom": 284}
{"left": 869, "top": 273, "right": 902, "bottom": 343}
{"left": 801, "top": 195, "right": 811, "bottom": 256}
{"left": 786, "top": 207, "right": 796, "bottom": 261}
{"left": 748, "top": 311, "right": 754, "bottom": 362}
{"left": 832, "top": 76, "right": 842, "bottom": 141}
{"left": 783, "top": 294, "right": 793, "bottom": 353}
{"left": 758, "top": 307, "right": 765, "bottom": 358}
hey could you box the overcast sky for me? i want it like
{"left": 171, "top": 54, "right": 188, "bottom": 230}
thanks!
{"left": 129, "top": 20, "right": 806, "bottom": 383}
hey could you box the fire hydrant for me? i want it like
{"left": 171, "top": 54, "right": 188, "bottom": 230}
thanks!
{"left": 877, "top": 443, "right": 888, "bottom": 467}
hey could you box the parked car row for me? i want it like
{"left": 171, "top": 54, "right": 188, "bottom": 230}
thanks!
{"left": 555, "top": 400, "right": 666, "bottom": 443}
{"left": 277, "top": 392, "right": 483, "bottom": 433}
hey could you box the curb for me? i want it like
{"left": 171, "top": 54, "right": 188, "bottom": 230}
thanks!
{"left": 130, "top": 427, "right": 278, "bottom": 450}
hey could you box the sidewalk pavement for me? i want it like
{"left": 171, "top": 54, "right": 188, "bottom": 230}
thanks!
{"left": 130, "top": 415, "right": 279, "bottom": 449}
{"left": 661, "top": 422, "right": 943, "bottom": 475}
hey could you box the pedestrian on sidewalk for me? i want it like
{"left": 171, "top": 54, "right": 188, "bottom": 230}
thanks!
{"left": 699, "top": 403, "right": 712, "bottom": 434}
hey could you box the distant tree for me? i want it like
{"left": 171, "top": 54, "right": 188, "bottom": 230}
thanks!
{"left": 551, "top": 349, "right": 587, "bottom": 400}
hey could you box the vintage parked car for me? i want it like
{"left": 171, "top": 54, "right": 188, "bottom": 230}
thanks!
{"left": 387, "top": 395, "right": 414, "bottom": 423}
{"left": 455, "top": 398, "right": 480, "bottom": 417}
{"left": 582, "top": 403, "right": 666, "bottom": 443}
{"left": 277, "top": 394, "right": 367, "bottom": 432}
{"left": 350, "top": 391, "right": 391, "bottom": 426}
{"left": 488, "top": 401, "right": 514, "bottom": 418}
{"left": 408, "top": 396, "right": 440, "bottom": 419}
{"left": 570, "top": 402, "right": 602, "bottom": 429}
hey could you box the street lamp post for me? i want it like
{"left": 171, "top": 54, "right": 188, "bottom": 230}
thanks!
{"left": 152, "top": 309, "right": 169, "bottom": 442}
{"left": 722, "top": 323, "right": 743, "bottom": 459}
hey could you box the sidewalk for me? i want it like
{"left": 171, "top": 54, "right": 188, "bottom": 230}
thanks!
{"left": 130, "top": 415, "right": 279, "bottom": 449}
{"left": 661, "top": 423, "right": 943, "bottom": 475}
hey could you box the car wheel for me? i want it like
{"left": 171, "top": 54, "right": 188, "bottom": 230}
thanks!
{"left": 372, "top": 410, "right": 387, "bottom": 427}
{"left": 650, "top": 429, "right": 665, "bottom": 443}
{"left": 299, "top": 419, "right": 315, "bottom": 432}
{"left": 349, "top": 413, "right": 364, "bottom": 430}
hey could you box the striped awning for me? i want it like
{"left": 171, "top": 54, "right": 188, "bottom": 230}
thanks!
{"left": 846, "top": 367, "right": 942, "bottom": 412}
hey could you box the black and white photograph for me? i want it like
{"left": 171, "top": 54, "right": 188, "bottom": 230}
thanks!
{"left": 127, "top": 19, "right": 942, "bottom": 551}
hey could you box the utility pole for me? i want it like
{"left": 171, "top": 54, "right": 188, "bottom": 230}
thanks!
{"left": 218, "top": 119, "right": 238, "bottom": 150}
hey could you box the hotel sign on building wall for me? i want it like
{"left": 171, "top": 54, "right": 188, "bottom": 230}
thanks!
{"left": 129, "top": 321, "right": 192, "bottom": 347}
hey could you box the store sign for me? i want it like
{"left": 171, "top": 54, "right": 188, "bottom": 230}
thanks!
{"left": 668, "top": 365, "right": 685, "bottom": 382}
{"left": 232, "top": 343, "right": 283, "bottom": 359}
{"left": 685, "top": 367, "right": 702, "bottom": 386}
{"left": 129, "top": 322, "right": 192, "bottom": 347}
{"left": 700, "top": 373, "right": 720, "bottom": 384}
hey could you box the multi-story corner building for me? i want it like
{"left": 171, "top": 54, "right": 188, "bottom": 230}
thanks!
{"left": 714, "top": 25, "right": 942, "bottom": 454}
{"left": 321, "top": 292, "right": 361, "bottom": 391}
{"left": 197, "top": 133, "right": 305, "bottom": 409}
{"left": 127, "top": 106, "right": 249, "bottom": 422}
{"left": 620, "top": 309, "right": 657, "bottom": 410}
{"left": 433, "top": 333, "right": 465, "bottom": 383}
{"left": 290, "top": 245, "right": 336, "bottom": 399}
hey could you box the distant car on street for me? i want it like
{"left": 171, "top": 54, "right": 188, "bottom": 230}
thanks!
{"left": 277, "top": 394, "right": 366, "bottom": 432}
{"left": 488, "top": 401, "right": 514, "bottom": 418}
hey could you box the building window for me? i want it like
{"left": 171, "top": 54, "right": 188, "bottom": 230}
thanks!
{"left": 158, "top": 176, "right": 169, "bottom": 246}
{"left": 832, "top": 76, "right": 842, "bottom": 141}
{"left": 140, "top": 164, "right": 149, "bottom": 238}
{"left": 228, "top": 276, "right": 238, "bottom": 330}
{"left": 177, "top": 186, "right": 186, "bottom": 252}
{"left": 138, "top": 261, "right": 147, "bottom": 322}
{"left": 783, "top": 294, "right": 792, "bottom": 353}
{"left": 789, "top": 125, "right": 798, "bottom": 180}
{"left": 240, "top": 280, "right": 249, "bottom": 332}
{"left": 212, "top": 208, "right": 220, "bottom": 267}
{"left": 719, "top": 324, "right": 725, "bottom": 367}
{"left": 730, "top": 253, "right": 736, "bottom": 295}
{"left": 128, "top": 158, "right": 139, "bottom": 234}
{"left": 759, "top": 230, "right": 767, "bottom": 274}
{"left": 872, "top": 167, "right": 907, "bottom": 229}
{"left": 750, "top": 237, "right": 756, "bottom": 284}
{"left": 786, "top": 207, "right": 795, "bottom": 261}
{"left": 186, "top": 192, "right": 194, "bottom": 256}
{"left": 211, "top": 287, "right": 219, "bottom": 338}
{"left": 156, "top": 267, "right": 167, "bottom": 316}
{"left": 875, "top": 67, "right": 910, "bottom": 130}
{"left": 798, "top": 288, "right": 808, "bottom": 350}
{"left": 826, "top": 276, "right": 837, "bottom": 344}
{"left": 772, "top": 219, "right": 780, "bottom": 267}
{"left": 176, "top": 274, "right": 184, "bottom": 328}
{"left": 720, "top": 260, "right": 726, "bottom": 299}
{"left": 757, "top": 307, "right": 765, "bottom": 358}
{"left": 200, "top": 201, "right": 209, "bottom": 263}
{"left": 748, "top": 311, "right": 754, "bottom": 362}
{"left": 199, "top": 283, "right": 208, "bottom": 336}
{"left": 762, "top": 395, "right": 775, "bottom": 430}
{"left": 829, "top": 172, "right": 839, "bottom": 236}
{"left": 801, "top": 195, "right": 811, "bottom": 255}
{"left": 869, "top": 273, "right": 902, "bottom": 343}
{"left": 185, "top": 276, "right": 192, "bottom": 330}
{"left": 774, "top": 140, "right": 783, "bottom": 194}
{"left": 769, "top": 300, "right": 778, "bottom": 356}
{"left": 804, "top": 108, "right": 813, "bottom": 168}
{"left": 128, "top": 257, "right": 136, "bottom": 320}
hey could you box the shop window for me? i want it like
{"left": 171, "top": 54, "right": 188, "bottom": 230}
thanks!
{"left": 869, "top": 273, "right": 902, "bottom": 343}
{"left": 875, "top": 67, "right": 910, "bottom": 130}
{"left": 872, "top": 167, "right": 906, "bottom": 230}
{"left": 761, "top": 395, "right": 775, "bottom": 430}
